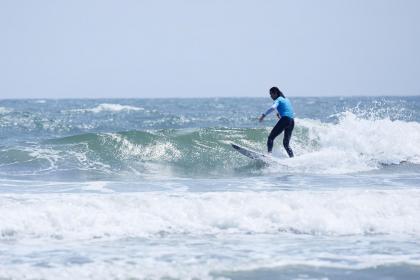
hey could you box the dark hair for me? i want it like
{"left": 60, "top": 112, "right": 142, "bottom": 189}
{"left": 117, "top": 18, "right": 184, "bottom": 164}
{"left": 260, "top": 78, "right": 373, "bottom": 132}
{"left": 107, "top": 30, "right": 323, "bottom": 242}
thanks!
{"left": 269, "top": 87, "right": 285, "bottom": 98}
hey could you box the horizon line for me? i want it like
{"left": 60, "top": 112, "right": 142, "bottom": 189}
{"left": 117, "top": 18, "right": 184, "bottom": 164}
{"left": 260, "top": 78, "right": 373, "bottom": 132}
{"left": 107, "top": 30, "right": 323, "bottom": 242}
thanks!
{"left": 1, "top": 94, "right": 420, "bottom": 101}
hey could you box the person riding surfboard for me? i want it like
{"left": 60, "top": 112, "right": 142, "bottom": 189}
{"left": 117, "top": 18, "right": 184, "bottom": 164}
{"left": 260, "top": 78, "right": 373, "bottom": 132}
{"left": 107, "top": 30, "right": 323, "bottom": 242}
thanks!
{"left": 258, "top": 87, "right": 295, "bottom": 157}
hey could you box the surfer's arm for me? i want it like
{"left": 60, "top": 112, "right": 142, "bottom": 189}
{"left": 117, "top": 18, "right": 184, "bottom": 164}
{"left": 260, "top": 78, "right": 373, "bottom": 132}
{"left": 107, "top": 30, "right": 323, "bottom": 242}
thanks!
{"left": 259, "top": 103, "right": 276, "bottom": 122}
{"left": 264, "top": 106, "right": 275, "bottom": 116}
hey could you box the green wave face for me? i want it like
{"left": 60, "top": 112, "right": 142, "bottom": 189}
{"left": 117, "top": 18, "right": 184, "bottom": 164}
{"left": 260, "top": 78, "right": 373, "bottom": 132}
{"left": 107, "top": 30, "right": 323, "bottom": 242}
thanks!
{"left": 2, "top": 112, "right": 419, "bottom": 179}
{"left": 2, "top": 128, "right": 293, "bottom": 179}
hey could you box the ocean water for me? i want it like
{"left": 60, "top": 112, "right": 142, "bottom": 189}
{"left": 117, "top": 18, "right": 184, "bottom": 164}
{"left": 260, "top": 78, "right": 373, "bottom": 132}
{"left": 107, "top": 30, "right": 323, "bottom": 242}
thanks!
{"left": 0, "top": 96, "right": 420, "bottom": 280}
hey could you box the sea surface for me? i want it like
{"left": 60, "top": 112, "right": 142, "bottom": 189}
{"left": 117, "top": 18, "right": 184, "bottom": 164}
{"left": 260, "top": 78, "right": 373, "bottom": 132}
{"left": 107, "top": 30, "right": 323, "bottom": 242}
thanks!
{"left": 1, "top": 97, "right": 420, "bottom": 280}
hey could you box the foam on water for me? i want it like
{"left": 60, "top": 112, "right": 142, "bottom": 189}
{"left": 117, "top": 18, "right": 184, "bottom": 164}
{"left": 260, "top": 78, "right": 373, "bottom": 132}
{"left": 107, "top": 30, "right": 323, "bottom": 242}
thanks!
{"left": 1, "top": 189, "right": 420, "bottom": 242}
{"left": 0, "top": 107, "right": 13, "bottom": 114}
{"left": 267, "top": 112, "right": 420, "bottom": 174}
{"left": 104, "top": 132, "right": 182, "bottom": 161}
{"left": 70, "top": 103, "right": 145, "bottom": 113}
{"left": 1, "top": 257, "right": 420, "bottom": 280}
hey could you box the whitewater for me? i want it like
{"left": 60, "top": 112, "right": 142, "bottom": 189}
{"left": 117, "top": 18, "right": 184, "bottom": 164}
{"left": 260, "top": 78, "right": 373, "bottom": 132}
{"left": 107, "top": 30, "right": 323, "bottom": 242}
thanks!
{"left": 1, "top": 97, "right": 420, "bottom": 280}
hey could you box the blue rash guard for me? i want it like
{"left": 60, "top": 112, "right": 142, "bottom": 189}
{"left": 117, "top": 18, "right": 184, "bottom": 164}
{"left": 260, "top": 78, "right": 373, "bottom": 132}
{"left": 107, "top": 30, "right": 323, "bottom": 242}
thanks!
{"left": 263, "top": 97, "right": 294, "bottom": 118}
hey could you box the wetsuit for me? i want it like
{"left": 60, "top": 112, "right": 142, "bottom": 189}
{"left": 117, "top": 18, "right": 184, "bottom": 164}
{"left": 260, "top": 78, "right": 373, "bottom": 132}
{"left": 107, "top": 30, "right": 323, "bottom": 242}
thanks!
{"left": 262, "top": 97, "right": 295, "bottom": 157}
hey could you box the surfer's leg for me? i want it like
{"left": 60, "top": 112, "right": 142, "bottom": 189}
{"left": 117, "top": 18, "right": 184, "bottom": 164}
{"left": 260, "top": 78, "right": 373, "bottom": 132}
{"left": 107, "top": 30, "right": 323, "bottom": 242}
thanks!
{"left": 283, "top": 118, "right": 294, "bottom": 158}
{"left": 267, "top": 118, "right": 287, "bottom": 153}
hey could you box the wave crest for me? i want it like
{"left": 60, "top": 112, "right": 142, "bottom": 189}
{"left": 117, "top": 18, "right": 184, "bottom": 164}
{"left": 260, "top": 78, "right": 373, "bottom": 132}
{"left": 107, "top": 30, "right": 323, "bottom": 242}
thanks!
{"left": 1, "top": 112, "right": 419, "bottom": 178}
{"left": 2, "top": 190, "right": 420, "bottom": 241}
{"left": 69, "top": 103, "right": 144, "bottom": 113}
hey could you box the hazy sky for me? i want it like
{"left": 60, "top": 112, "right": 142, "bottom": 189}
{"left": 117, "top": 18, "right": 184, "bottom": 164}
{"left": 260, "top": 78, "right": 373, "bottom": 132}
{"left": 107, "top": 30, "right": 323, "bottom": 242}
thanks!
{"left": 1, "top": 0, "right": 419, "bottom": 98}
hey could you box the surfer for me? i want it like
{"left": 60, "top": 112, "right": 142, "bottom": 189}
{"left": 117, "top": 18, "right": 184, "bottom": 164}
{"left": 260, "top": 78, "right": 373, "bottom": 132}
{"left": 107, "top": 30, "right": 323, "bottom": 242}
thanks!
{"left": 258, "top": 87, "right": 295, "bottom": 157}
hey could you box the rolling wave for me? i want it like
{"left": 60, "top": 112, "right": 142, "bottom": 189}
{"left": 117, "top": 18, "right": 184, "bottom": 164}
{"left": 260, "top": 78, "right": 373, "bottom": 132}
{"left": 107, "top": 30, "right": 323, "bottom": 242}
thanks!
{"left": 68, "top": 103, "right": 145, "bottom": 113}
{"left": 1, "top": 112, "right": 419, "bottom": 178}
{"left": 2, "top": 189, "right": 420, "bottom": 242}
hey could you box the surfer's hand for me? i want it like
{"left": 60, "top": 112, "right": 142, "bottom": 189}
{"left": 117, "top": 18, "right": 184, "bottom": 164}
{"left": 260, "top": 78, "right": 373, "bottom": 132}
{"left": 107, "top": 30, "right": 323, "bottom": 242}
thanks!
{"left": 276, "top": 113, "right": 281, "bottom": 119}
{"left": 258, "top": 114, "right": 265, "bottom": 122}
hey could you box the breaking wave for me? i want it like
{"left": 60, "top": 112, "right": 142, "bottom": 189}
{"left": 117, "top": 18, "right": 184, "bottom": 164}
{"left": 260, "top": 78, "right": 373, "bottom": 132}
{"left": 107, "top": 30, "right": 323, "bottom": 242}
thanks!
{"left": 1, "top": 189, "right": 420, "bottom": 242}
{"left": 0, "top": 112, "right": 419, "bottom": 178}
{"left": 68, "top": 103, "right": 145, "bottom": 113}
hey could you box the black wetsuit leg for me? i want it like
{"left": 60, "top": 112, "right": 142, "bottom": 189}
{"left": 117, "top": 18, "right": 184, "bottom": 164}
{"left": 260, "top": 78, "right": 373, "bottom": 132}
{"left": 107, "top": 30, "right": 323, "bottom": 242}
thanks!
{"left": 283, "top": 118, "right": 294, "bottom": 157}
{"left": 267, "top": 116, "right": 294, "bottom": 157}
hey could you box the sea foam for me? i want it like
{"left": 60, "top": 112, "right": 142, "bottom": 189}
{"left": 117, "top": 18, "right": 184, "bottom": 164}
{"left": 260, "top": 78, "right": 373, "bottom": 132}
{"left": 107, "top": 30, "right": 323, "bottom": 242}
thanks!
{"left": 70, "top": 103, "right": 144, "bottom": 113}
{"left": 270, "top": 112, "right": 420, "bottom": 174}
{"left": 1, "top": 189, "right": 420, "bottom": 242}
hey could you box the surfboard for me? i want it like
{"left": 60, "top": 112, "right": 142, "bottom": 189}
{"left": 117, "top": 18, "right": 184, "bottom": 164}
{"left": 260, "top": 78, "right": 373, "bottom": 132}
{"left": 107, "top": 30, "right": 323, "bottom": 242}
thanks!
{"left": 231, "top": 143, "right": 268, "bottom": 161}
